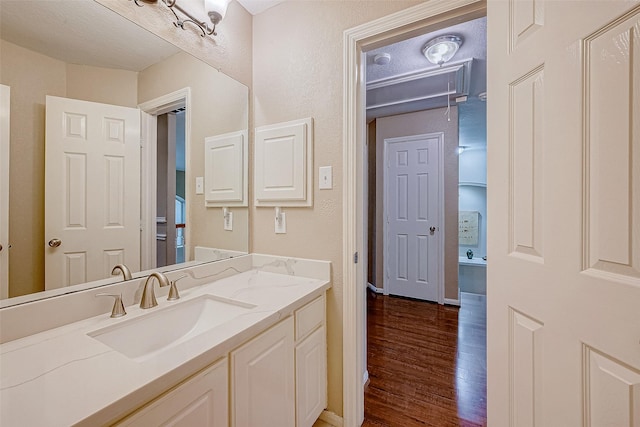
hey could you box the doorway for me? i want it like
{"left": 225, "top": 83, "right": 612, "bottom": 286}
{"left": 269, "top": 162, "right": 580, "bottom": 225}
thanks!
{"left": 155, "top": 108, "right": 187, "bottom": 268}
{"left": 342, "top": 2, "right": 487, "bottom": 425}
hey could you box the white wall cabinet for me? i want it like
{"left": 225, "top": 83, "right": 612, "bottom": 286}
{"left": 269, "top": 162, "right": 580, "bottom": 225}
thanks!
{"left": 231, "top": 316, "right": 296, "bottom": 427}
{"left": 204, "top": 130, "right": 248, "bottom": 207}
{"left": 254, "top": 118, "right": 313, "bottom": 207}
{"left": 116, "top": 357, "right": 228, "bottom": 427}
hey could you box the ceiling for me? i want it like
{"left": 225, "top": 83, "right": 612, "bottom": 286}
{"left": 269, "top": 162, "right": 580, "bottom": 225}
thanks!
{"left": 365, "top": 16, "right": 487, "bottom": 146}
{"left": 236, "top": 0, "right": 284, "bottom": 15}
{"left": 0, "top": 0, "right": 180, "bottom": 72}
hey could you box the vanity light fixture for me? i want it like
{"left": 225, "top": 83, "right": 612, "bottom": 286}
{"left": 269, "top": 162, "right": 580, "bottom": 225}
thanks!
{"left": 422, "top": 35, "right": 463, "bottom": 66}
{"left": 131, "top": 0, "right": 230, "bottom": 37}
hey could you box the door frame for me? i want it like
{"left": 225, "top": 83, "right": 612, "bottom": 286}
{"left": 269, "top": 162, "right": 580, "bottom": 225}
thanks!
{"left": 383, "top": 133, "right": 444, "bottom": 303}
{"left": 0, "top": 84, "right": 9, "bottom": 299}
{"left": 139, "top": 87, "right": 192, "bottom": 271}
{"left": 341, "top": 1, "right": 486, "bottom": 425}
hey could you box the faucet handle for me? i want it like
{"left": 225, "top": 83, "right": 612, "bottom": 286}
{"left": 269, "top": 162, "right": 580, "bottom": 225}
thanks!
{"left": 96, "top": 293, "right": 127, "bottom": 318}
{"left": 168, "top": 275, "right": 187, "bottom": 301}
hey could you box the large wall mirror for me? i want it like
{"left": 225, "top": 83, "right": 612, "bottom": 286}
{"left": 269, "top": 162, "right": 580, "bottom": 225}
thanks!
{"left": 0, "top": 0, "right": 249, "bottom": 305}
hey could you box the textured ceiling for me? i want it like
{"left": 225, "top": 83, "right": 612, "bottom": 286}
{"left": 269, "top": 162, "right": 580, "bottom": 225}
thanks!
{"left": 0, "top": 0, "right": 180, "bottom": 71}
{"left": 236, "top": 0, "right": 284, "bottom": 15}
{"left": 365, "top": 16, "right": 487, "bottom": 146}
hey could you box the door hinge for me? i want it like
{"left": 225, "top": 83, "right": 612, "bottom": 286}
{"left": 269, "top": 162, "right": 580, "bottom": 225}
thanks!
{"left": 354, "top": 252, "right": 359, "bottom": 264}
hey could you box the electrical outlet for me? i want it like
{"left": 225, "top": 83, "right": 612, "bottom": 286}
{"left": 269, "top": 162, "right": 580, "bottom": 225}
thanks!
{"left": 224, "top": 212, "right": 233, "bottom": 231}
{"left": 275, "top": 212, "right": 286, "bottom": 234}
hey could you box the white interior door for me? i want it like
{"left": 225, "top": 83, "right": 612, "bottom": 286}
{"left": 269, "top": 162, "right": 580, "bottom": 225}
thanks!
{"left": 45, "top": 96, "right": 140, "bottom": 289}
{"left": 385, "top": 133, "right": 441, "bottom": 301}
{"left": 488, "top": 2, "right": 640, "bottom": 425}
{"left": 0, "top": 84, "right": 9, "bottom": 298}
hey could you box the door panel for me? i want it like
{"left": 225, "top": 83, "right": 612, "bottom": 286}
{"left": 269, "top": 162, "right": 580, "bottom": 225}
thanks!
{"left": 385, "top": 134, "right": 441, "bottom": 301}
{"left": 487, "top": 2, "right": 640, "bottom": 426}
{"left": 45, "top": 96, "right": 140, "bottom": 289}
{"left": 0, "top": 84, "right": 9, "bottom": 298}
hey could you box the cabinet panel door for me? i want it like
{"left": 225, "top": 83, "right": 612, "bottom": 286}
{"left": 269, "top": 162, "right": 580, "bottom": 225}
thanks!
{"left": 116, "top": 358, "right": 228, "bottom": 427}
{"left": 232, "top": 317, "right": 295, "bottom": 427}
{"left": 296, "top": 326, "right": 327, "bottom": 427}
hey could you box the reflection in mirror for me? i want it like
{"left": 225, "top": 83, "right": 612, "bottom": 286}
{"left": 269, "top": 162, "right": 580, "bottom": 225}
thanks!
{"left": 0, "top": 0, "right": 249, "bottom": 305}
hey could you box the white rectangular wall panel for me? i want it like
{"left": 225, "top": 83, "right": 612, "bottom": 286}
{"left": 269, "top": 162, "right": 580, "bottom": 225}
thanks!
{"left": 204, "top": 131, "right": 248, "bottom": 207}
{"left": 509, "top": 308, "right": 543, "bottom": 427}
{"left": 583, "top": 345, "right": 640, "bottom": 427}
{"left": 254, "top": 118, "right": 313, "bottom": 207}
{"left": 509, "top": 66, "right": 545, "bottom": 261}
{"left": 584, "top": 12, "right": 640, "bottom": 281}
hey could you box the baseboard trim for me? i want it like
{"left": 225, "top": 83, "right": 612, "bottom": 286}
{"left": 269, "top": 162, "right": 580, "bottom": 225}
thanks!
{"left": 444, "top": 297, "right": 460, "bottom": 306}
{"left": 367, "top": 282, "right": 383, "bottom": 293}
{"left": 319, "top": 410, "right": 344, "bottom": 427}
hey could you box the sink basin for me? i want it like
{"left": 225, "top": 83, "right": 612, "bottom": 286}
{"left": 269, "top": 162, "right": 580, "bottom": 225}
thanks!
{"left": 88, "top": 295, "right": 256, "bottom": 361}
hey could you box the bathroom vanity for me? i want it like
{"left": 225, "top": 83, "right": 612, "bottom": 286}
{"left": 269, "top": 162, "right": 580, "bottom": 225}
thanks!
{"left": 0, "top": 254, "right": 330, "bottom": 426}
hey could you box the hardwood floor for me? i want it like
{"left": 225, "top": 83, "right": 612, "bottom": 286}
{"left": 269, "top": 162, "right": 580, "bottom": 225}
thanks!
{"left": 363, "top": 292, "right": 487, "bottom": 427}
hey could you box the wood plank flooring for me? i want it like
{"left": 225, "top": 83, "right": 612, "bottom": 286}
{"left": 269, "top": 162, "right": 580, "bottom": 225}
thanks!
{"left": 363, "top": 292, "right": 487, "bottom": 427}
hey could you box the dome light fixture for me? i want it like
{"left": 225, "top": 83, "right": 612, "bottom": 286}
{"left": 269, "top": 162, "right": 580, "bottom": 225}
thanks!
{"left": 422, "top": 35, "right": 463, "bottom": 66}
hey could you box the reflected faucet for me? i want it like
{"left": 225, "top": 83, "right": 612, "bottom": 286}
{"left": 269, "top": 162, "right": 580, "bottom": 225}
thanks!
{"left": 140, "top": 272, "right": 170, "bottom": 309}
{"left": 111, "top": 264, "right": 133, "bottom": 281}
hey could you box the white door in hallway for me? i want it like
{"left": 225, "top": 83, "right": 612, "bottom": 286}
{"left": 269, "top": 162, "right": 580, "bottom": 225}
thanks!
{"left": 45, "top": 96, "right": 140, "bottom": 289}
{"left": 385, "top": 134, "right": 441, "bottom": 301}
{"left": 488, "top": 2, "right": 640, "bottom": 426}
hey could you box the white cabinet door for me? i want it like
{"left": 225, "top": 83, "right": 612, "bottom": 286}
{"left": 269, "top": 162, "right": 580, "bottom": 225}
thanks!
{"left": 296, "top": 326, "right": 327, "bottom": 427}
{"left": 231, "top": 316, "right": 295, "bottom": 427}
{"left": 116, "top": 358, "right": 228, "bottom": 427}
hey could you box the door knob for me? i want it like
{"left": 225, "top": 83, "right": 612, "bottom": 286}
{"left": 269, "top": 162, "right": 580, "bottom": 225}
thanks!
{"left": 0, "top": 243, "right": 2, "bottom": 252}
{"left": 430, "top": 226, "right": 436, "bottom": 235}
{"left": 48, "top": 238, "right": 62, "bottom": 248}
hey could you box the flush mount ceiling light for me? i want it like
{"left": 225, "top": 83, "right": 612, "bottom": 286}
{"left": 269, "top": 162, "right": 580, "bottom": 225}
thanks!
{"left": 422, "top": 35, "right": 463, "bottom": 66}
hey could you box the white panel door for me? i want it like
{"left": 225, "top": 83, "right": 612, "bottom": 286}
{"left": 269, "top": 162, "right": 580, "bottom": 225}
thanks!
{"left": 488, "top": 2, "right": 640, "bottom": 426}
{"left": 0, "top": 84, "right": 9, "bottom": 298}
{"left": 385, "top": 134, "right": 441, "bottom": 301}
{"left": 45, "top": 96, "right": 140, "bottom": 289}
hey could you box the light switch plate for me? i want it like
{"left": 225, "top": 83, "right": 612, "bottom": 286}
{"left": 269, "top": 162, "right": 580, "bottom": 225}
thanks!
{"left": 195, "top": 177, "right": 204, "bottom": 195}
{"left": 319, "top": 166, "right": 332, "bottom": 189}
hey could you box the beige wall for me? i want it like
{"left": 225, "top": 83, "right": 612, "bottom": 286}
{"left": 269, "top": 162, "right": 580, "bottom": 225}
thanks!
{"left": 375, "top": 108, "right": 460, "bottom": 300}
{"left": 251, "top": 0, "right": 422, "bottom": 416}
{"left": 1, "top": 40, "right": 66, "bottom": 297}
{"left": 96, "top": 0, "right": 253, "bottom": 88}
{"left": 66, "top": 64, "right": 138, "bottom": 108}
{"left": 138, "top": 51, "right": 249, "bottom": 255}
{"left": 1, "top": 39, "right": 140, "bottom": 297}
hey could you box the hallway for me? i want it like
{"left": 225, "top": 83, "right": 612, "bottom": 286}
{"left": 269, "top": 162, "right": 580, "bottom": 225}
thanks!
{"left": 363, "top": 292, "right": 487, "bottom": 426}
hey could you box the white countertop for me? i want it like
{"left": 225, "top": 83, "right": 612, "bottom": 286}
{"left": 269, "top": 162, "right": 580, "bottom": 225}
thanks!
{"left": 0, "top": 266, "right": 330, "bottom": 426}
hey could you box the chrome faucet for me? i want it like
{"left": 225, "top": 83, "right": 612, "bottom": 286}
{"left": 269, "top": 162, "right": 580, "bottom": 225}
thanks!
{"left": 111, "top": 264, "right": 133, "bottom": 281}
{"left": 140, "top": 272, "right": 170, "bottom": 309}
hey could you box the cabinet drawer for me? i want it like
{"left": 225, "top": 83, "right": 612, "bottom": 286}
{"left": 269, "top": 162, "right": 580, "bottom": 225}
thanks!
{"left": 295, "top": 295, "right": 324, "bottom": 342}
